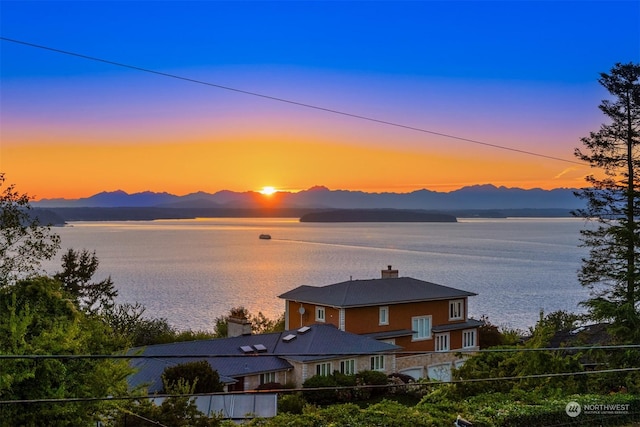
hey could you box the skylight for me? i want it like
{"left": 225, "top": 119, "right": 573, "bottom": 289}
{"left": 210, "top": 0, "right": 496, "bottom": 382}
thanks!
{"left": 240, "top": 345, "right": 254, "bottom": 353}
{"left": 283, "top": 334, "right": 297, "bottom": 342}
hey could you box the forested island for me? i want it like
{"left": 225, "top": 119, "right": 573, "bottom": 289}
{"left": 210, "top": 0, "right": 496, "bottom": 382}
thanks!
{"left": 299, "top": 209, "right": 457, "bottom": 222}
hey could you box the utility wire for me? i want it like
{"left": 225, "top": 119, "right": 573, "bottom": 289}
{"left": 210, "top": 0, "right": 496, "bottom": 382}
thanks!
{"left": 1, "top": 366, "right": 639, "bottom": 406}
{"left": 0, "top": 36, "right": 585, "bottom": 166}
{"left": 2, "top": 343, "right": 639, "bottom": 360}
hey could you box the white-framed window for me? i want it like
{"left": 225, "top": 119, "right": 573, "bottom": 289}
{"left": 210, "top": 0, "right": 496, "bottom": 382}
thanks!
{"left": 370, "top": 355, "right": 385, "bottom": 371}
{"left": 379, "top": 306, "right": 389, "bottom": 325}
{"left": 315, "top": 306, "right": 325, "bottom": 322}
{"left": 449, "top": 299, "right": 464, "bottom": 320}
{"left": 411, "top": 315, "right": 432, "bottom": 341}
{"left": 315, "top": 362, "right": 332, "bottom": 376}
{"left": 260, "top": 372, "right": 276, "bottom": 385}
{"left": 462, "top": 329, "right": 477, "bottom": 348}
{"left": 340, "top": 359, "right": 356, "bottom": 375}
{"left": 435, "top": 332, "right": 450, "bottom": 352}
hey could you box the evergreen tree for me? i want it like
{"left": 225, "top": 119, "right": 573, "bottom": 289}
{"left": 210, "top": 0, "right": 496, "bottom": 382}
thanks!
{"left": 54, "top": 248, "right": 118, "bottom": 314}
{"left": 574, "top": 62, "right": 640, "bottom": 342}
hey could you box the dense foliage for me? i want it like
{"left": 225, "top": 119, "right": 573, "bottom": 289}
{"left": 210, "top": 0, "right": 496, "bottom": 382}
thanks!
{"left": 0, "top": 277, "right": 132, "bottom": 425}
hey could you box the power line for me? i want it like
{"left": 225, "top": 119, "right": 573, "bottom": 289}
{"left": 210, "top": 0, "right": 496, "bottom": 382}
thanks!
{"left": 1, "top": 365, "right": 639, "bottom": 406}
{"left": 2, "top": 343, "right": 639, "bottom": 360}
{"left": 0, "top": 36, "right": 585, "bottom": 166}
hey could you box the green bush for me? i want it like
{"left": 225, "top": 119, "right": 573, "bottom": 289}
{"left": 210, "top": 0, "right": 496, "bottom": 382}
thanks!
{"left": 161, "top": 360, "right": 224, "bottom": 394}
{"left": 302, "top": 374, "right": 339, "bottom": 405}
{"left": 278, "top": 393, "right": 307, "bottom": 414}
{"left": 356, "top": 370, "right": 388, "bottom": 397}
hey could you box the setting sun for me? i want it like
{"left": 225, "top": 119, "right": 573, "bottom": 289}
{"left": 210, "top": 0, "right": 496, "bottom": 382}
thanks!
{"left": 260, "top": 186, "right": 277, "bottom": 195}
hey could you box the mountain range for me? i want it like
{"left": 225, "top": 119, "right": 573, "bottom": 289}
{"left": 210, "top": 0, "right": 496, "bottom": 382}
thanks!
{"left": 34, "top": 184, "right": 584, "bottom": 211}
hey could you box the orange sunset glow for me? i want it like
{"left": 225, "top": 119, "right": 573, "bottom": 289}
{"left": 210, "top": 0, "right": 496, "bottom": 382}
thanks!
{"left": 1, "top": 136, "right": 590, "bottom": 200}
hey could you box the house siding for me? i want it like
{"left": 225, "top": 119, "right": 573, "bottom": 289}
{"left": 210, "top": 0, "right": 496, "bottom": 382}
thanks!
{"left": 285, "top": 354, "right": 397, "bottom": 386}
{"left": 286, "top": 302, "right": 342, "bottom": 329}
{"left": 287, "top": 299, "right": 468, "bottom": 334}
{"left": 343, "top": 300, "right": 470, "bottom": 352}
{"left": 282, "top": 298, "right": 479, "bottom": 354}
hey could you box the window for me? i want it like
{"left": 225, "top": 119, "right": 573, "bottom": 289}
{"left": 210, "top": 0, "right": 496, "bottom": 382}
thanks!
{"left": 435, "top": 333, "right": 449, "bottom": 352}
{"left": 340, "top": 359, "right": 356, "bottom": 375}
{"left": 316, "top": 362, "right": 332, "bottom": 376}
{"left": 449, "top": 299, "right": 464, "bottom": 320}
{"left": 411, "top": 315, "right": 432, "bottom": 341}
{"left": 463, "top": 329, "right": 477, "bottom": 348}
{"left": 379, "top": 306, "right": 389, "bottom": 325}
{"left": 315, "top": 306, "right": 325, "bottom": 322}
{"left": 370, "top": 355, "right": 385, "bottom": 371}
{"left": 260, "top": 372, "right": 276, "bottom": 385}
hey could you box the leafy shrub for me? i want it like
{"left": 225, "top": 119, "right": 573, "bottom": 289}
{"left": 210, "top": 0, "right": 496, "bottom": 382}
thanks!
{"left": 161, "top": 360, "right": 224, "bottom": 394}
{"left": 278, "top": 393, "right": 306, "bottom": 414}
{"left": 357, "top": 370, "right": 388, "bottom": 385}
{"left": 302, "top": 374, "right": 339, "bottom": 405}
{"left": 356, "top": 370, "right": 388, "bottom": 397}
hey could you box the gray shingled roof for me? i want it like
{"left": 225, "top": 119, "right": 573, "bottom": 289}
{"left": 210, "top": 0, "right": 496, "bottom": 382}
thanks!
{"left": 278, "top": 277, "right": 476, "bottom": 307}
{"left": 128, "top": 324, "right": 400, "bottom": 392}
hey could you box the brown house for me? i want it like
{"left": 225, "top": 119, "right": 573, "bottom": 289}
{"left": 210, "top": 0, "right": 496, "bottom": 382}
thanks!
{"left": 278, "top": 266, "right": 482, "bottom": 380}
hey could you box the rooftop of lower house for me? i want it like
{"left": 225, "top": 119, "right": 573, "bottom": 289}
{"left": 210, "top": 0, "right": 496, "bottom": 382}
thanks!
{"left": 128, "top": 323, "right": 400, "bottom": 392}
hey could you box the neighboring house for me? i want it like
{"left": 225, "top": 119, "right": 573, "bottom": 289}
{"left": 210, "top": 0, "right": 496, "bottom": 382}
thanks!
{"left": 128, "top": 323, "right": 400, "bottom": 393}
{"left": 278, "top": 266, "right": 482, "bottom": 380}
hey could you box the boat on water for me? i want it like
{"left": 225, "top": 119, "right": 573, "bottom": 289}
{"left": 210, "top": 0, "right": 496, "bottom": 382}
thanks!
{"left": 259, "top": 234, "right": 271, "bottom": 240}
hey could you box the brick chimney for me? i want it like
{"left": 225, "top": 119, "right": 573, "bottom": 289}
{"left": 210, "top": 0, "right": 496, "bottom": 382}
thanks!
{"left": 381, "top": 265, "right": 399, "bottom": 279}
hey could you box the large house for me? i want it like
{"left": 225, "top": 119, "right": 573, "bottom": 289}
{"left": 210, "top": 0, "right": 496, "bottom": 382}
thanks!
{"left": 278, "top": 266, "right": 482, "bottom": 380}
{"left": 129, "top": 266, "right": 481, "bottom": 395}
{"left": 128, "top": 323, "right": 400, "bottom": 393}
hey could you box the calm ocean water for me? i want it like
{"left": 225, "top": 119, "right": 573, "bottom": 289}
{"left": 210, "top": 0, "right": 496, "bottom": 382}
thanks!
{"left": 42, "top": 218, "right": 590, "bottom": 332}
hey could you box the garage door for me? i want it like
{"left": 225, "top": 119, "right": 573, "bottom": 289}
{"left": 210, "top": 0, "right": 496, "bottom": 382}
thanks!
{"left": 427, "top": 363, "right": 452, "bottom": 382}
